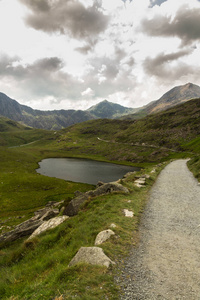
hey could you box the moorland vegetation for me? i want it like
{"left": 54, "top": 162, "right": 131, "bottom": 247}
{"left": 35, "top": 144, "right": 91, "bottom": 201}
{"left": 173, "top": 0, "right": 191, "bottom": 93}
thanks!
{"left": 0, "top": 98, "right": 200, "bottom": 299}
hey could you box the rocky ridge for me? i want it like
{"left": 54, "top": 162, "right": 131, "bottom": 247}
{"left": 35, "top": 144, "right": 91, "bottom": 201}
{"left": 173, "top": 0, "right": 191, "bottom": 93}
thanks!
{"left": 0, "top": 180, "right": 130, "bottom": 245}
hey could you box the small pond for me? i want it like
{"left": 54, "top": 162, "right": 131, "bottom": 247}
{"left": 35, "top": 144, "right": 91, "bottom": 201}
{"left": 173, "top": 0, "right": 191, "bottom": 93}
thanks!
{"left": 36, "top": 158, "right": 140, "bottom": 185}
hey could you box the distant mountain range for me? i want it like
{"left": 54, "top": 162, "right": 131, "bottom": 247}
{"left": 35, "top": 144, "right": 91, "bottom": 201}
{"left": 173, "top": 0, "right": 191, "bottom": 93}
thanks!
{"left": 0, "top": 82, "right": 200, "bottom": 130}
{"left": 126, "top": 82, "right": 200, "bottom": 119}
{"left": 0, "top": 93, "right": 137, "bottom": 130}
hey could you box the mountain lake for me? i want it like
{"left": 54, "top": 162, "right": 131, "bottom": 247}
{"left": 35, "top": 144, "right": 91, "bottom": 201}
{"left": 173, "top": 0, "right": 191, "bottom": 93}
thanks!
{"left": 36, "top": 158, "right": 140, "bottom": 185}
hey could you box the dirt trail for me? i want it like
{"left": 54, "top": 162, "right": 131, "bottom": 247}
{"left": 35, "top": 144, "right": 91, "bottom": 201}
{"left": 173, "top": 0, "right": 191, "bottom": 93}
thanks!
{"left": 119, "top": 159, "right": 200, "bottom": 299}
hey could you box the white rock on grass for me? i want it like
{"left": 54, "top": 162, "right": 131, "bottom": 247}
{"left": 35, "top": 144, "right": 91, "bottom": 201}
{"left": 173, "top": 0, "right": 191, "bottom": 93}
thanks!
{"left": 95, "top": 229, "right": 115, "bottom": 245}
{"left": 134, "top": 183, "right": 145, "bottom": 188}
{"left": 110, "top": 223, "right": 117, "bottom": 228}
{"left": 27, "top": 216, "right": 69, "bottom": 240}
{"left": 134, "top": 179, "right": 145, "bottom": 185}
{"left": 123, "top": 209, "right": 134, "bottom": 218}
{"left": 68, "top": 247, "right": 115, "bottom": 268}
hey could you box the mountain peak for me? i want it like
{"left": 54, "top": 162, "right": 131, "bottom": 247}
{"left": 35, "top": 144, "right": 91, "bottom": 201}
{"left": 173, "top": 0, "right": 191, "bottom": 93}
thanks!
{"left": 185, "top": 82, "right": 195, "bottom": 88}
{"left": 87, "top": 100, "right": 135, "bottom": 118}
{"left": 147, "top": 82, "right": 200, "bottom": 114}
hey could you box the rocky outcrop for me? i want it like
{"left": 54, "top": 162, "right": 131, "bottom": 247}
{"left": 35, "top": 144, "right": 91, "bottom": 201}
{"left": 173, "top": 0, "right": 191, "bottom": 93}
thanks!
{"left": 64, "top": 182, "right": 129, "bottom": 216}
{"left": 0, "top": 179, "right": 130, "bottom": 245}
{"left": 95, "top": 229, "right": 115, "bottom": 245}
{"left": 63, "top": 193, "right": 88, "bottom": 217}
{"left": 0, "top": 208, "right": 59, "bottom": 244}
{"left": 34, "top": 208, "right": 59, "bottom": 220}
{"left": 28, "top": 216, "right": 69, "bottom": 240}
{"left": 68, "top": 247, "right": 115, "bottom": 268}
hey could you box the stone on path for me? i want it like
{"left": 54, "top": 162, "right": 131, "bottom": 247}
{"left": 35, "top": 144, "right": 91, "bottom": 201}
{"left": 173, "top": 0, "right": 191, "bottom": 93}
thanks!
{"left": 95, "top": 229, "right": 115, "bottom": 245}
{"left": 28, "top": 216, "right": 69, "bottom": 240}
{"left": 68, "top": 247, "right": 115, "bottom": 268}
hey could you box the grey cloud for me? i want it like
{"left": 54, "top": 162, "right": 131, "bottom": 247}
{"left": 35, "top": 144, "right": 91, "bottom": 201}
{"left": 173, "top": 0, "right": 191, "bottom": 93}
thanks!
{"left": 0, "top": 55, "right": 63, "bottom": 78}
{"left": 0, "top": 55, "right": 27, "bottom": 78}
{"left": 149, "top": 0, "right": 167, "bottom": 7}
{"left": 30, "top": 57, "right": 64, "bottom": 72}
{"left": 141, "top": 6, "right": 200, "bottom": 45}
{"left": 121, "top": 0, "right": 133, "bottom": 3}
{"left": 115, "top": 47, "right": 127, "bottom": 61}
{"left": 143, "top": 49, "right": 193, "bottom": 79}
{"left": 91, "top": 56, "right": 120, "bottom": 80}
{"left": 125, "top": 57, "right": 135, "bottom": 67}
{"left": 0, "top": 52, "right": 136, "bottom": 105}
{"left": 79, "top": 47, "right": 136, "bottom": 99}
{"left": 20, "top": 0, "right": 50, "bottom": 12}
{"left": 76, "top": 44, "right": 93, "bottom": 55}
{"left": 19, "top": 0, "right": 110, "bottom": 40}
{"left": 81, "top": 54, "right": 136, "bottom": 99}
{"left": 75, "top": 39, "right": 97, "bottom": 55}
{"left": 0, "top": 55, "right": 80, "bottom": 100}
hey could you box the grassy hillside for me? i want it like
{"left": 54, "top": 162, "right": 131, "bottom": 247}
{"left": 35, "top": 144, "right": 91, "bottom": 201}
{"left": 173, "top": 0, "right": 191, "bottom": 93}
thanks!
{"left": 58, "top": 97, "right": 200, "bottom": 152}
{"left": 42, "top": 98, "right": 200, "bottom": 166}
{"left": 122, "top": 83, "right": 200, "bottom": 119}
{"left": 119, "top": 97, "right": 200, "bottom": 149}
{"left": 0, "top": 117, "right": 55, "bottom": 147}
{"left": 0, "top": 98, "right": 200, "bottom": 299}
{"left": 0, "top": 143, "right": 165, "bottom": 299}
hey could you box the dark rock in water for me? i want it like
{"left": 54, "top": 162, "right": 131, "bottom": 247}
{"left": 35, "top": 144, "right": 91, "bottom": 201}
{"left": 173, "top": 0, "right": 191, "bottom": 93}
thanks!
{"left": 64, "top": 182, "right": 129, "bottom": 216}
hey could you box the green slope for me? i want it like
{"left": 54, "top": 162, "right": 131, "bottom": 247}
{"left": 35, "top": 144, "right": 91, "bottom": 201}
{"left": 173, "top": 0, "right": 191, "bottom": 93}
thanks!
{"left": 60, "top": 97, "right": 200, "bottom": 151}
{"left": 1, "top": 98, "right": 200, "bottom": 299}
{"left": 0, "top": 117, "right": 55, "bottom": 147}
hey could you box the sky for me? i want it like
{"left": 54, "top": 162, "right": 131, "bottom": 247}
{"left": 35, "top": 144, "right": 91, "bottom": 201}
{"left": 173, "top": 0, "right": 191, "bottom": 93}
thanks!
{"left": 0, "top": 0, "right": 200, "bottom": 111}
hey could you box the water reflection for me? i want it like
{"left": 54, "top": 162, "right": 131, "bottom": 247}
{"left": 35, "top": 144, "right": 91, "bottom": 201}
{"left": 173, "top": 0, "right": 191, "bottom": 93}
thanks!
{"left": 36, "top": 158, "right": 140, "bottom": 185}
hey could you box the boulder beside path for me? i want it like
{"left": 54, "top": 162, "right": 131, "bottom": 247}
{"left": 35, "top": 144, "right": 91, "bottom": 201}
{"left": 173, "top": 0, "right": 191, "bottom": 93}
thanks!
{"left": 68, "top": 247, "right": 115, "bottom": 268}
{"left": 95, "top": 229, "right": 115, "bottom": 245}
{"left": 64, "top": 182, "right": 129, "bottom": 216}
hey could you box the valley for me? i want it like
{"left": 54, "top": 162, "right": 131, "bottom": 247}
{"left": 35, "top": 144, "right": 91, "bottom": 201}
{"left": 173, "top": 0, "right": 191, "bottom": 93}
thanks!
{"left": 0, "top": 86, "right": 200, "bottom": 299}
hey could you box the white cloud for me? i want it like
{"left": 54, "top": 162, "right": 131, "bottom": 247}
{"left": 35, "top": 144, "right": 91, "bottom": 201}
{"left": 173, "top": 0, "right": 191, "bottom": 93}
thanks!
{"left": 81, "top": 87, "right": 95, "bottom": 97}
{"left": 0, "top": 0, "right": 199, "bottom": 110}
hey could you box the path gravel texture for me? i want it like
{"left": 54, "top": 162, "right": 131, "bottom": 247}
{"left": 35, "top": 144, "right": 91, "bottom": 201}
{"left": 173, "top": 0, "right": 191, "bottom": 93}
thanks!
{"left": 119, "top": 159, "right": 200, "bottom": 299}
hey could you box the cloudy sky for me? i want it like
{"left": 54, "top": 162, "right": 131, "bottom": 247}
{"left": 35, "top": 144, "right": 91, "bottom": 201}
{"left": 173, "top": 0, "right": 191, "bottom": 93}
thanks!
{"left": 0, "top": 0, "right": 200, "bottom": 111}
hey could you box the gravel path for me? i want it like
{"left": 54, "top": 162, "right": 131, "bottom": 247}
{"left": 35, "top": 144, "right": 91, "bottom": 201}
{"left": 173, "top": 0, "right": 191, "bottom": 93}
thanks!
{"left": 118, "top": 159, "right": 200, "bottom": 299}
